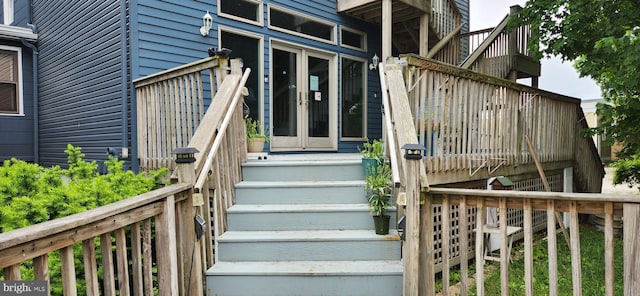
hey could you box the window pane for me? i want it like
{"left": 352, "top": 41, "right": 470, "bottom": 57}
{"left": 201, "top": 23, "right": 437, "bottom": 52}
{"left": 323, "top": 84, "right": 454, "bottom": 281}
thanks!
{"left": 0, "top": 51, "right": 16, "bottom": 81}
{"left": 270, "top": 8, "right": 333, "bottom": 41}
{"left": 221, "top": 0, "right": 260, "bottom": 22}
{"left": 221, "top": 31, "right": 261, "bottom": 120}
{"left": 341, "top": 59, "right": 365, "bottom": 138}
{"left": 342, "top": 29, "right": 364, "bottom": 49}
{"left": 0, "top": 83, "right": 17, "bottom": 112}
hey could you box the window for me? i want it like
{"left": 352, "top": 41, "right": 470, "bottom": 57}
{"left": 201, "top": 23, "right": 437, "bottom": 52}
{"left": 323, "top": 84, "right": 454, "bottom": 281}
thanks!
{"left": 218, "top": 0, "right": 263, "bottom": 26}
{"left": 341, "top": 57, "right": 366, "bottom": 139}
{"left": 220, "top": 29, "right": 263, "bottom": 121}
{"left": 0, "top": 47, "right": 21, "bottom": 115}
{"left": 268, "top": 5, "right": 336, "bottom": 44}
{"left": 341, "top": 27, "right": 366, "bottom": 51}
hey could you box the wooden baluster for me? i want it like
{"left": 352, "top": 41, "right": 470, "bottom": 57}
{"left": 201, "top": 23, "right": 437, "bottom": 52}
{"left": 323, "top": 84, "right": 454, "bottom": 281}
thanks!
{"left": 569, "top": 201, "right": 582, "bottom": 296}
{"left": 83, "top": 239, "right": 100, "bottom": 296}
{"left": 475, "top": 197, "right": 485, "bottom": 296}
{"left": 61, "top": 245, "right": 77, "bottom": 296}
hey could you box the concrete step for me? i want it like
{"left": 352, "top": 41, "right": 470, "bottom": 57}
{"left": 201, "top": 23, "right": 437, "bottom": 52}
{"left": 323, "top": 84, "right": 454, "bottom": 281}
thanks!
{"left": 241, "top": 159, "right": 363, "bottom": 181}
{"left": 235, "top": 180, "right": 366, "bottom": 204}
{"left": 217, "top": 230, "right": 400, "bottom": 261}
{"left": 206, "top": 260, "right": 403, "bottom": 296}
{"left": 226, "top": 204, "right": 397, "bottom": 231}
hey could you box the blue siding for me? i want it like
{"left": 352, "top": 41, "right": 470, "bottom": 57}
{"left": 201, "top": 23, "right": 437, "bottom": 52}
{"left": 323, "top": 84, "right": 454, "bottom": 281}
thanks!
{"left": 0, "top": 41, "right": 35, "bottom": 162}
{"left": 33, "top": 0, "right": 127, "bottom": 168}
{"left": 12, "top": 0, "right": 30, "bottom": 27}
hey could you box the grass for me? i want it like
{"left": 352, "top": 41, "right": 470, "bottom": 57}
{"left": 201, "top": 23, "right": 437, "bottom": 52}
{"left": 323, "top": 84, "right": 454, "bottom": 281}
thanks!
{"left": 473, "top": 224, "right": 624, "bottom": 295}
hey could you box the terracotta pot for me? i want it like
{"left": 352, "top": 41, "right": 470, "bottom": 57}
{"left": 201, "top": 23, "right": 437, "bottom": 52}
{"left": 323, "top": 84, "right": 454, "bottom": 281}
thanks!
{"left": 247, "top": 138, "right": 266, "bottom": 153}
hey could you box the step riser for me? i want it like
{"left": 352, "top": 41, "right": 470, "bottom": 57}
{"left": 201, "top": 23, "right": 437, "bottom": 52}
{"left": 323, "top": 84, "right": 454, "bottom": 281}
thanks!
{"left": 227, "top": 211, "right": 397, "bottom": 231}
{"left": 218, "top": 240, "right": 400, "bottom": 261}
{"left": 207, "top": 275, "right": 402, "bottom": 296}
{"left": 242, "top": 163, "right": 363, "bottom": 181}
{"left": 235, "top": 185, "right": 366, "bottom": 204}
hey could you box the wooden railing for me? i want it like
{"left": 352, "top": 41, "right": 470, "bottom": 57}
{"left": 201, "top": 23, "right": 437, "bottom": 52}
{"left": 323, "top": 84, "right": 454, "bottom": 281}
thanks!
{"left": 134, "top": 56, "right": 232, "bottom": 172}
{"left": 421, "top": 188, "right": 640, "bottom": 296}
{"left": 400, "top": 54, "right": 589, "bottom": 185}
{"left": 460, "top": 5, "right": 536, "bottom": 79}
{"left": 430, "top": 0, "right": 462, "bottom": 65}
{"left": 0, "top": 184, "right": 193, "bottom": 295}
{"left": 0, "top": 60, "right": 251, "bottom": 295}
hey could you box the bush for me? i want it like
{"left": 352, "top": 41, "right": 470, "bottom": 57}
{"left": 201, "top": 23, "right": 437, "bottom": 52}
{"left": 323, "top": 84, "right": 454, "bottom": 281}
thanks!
{"left": 612, "top": 155, "right": 640, "bottom": 191}
{"left": 0, "top": 144, "right": 167, "bottom": 294}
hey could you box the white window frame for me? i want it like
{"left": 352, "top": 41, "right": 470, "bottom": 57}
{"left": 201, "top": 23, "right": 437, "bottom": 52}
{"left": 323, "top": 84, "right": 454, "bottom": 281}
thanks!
{"left": 217, "top": 0, "right": 263, "bottom": 27}
{"left": 218, "top": 26, "right": 265, "bottom": 125}
{"left": 3, "top": 0, "right": 13, "bottom": 25}
{"left": 268, "top": 4, "right": 337, "bottom": 45}
{"left": 340, "top": 54, "right": 367, "bottom": 140}
{"left": 0, "top": 45, "right": 23, "bottom": 116}
{"left": 340, "top": 26, "right": 367, "bottom": 52}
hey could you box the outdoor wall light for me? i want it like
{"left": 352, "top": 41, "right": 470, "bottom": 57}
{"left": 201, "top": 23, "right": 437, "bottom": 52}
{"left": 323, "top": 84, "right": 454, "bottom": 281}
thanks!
{"left": 369, "top": 53, "right": 379, "bottom": 71}
{"left": 200, "top": 11, "right": 213, "bottom": 37}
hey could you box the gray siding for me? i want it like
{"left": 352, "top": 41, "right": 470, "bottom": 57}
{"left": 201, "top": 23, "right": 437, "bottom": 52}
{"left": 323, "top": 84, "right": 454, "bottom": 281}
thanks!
{"left": 33, "top": 0, "right": 127, "bottom": 168}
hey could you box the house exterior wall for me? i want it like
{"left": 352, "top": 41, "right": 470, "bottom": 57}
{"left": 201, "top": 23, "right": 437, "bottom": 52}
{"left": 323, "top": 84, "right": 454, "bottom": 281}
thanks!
{"left": 20, "top": 0, "right": 465, "bottom": 168}
{"left": 0, "top": 40, "right": 35, "bottom": 162}
{"left": 32, "top": 0, "right": 128, "bottom": 169}
{"left": 0, "top": 0, "right": 35, "bottom": 163}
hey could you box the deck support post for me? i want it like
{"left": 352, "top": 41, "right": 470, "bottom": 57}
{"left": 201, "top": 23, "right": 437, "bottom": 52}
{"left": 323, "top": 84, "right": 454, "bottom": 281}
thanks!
{"left": 173, "top": 147, "right": 204, "bottom": 296}
{"left": 624, "top": 203, "right": 640, "bottom": 296}
{"left": 402, "top": 144, "right": 426, "bottom": 296}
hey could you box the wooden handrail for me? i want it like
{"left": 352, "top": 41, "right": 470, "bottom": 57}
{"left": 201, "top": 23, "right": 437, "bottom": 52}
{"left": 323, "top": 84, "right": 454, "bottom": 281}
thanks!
{"left": 378, "top": 63, "right": 401, "bottom": 188}
{"left": 194, "top": 68, "right": 251, "bottom": 192}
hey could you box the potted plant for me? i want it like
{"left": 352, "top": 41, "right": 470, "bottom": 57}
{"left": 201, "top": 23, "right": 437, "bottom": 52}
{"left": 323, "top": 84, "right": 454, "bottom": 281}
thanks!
{"left": 358, "top": 138, "right": 384, "bottom": 178}
{"left": 246, "top": 118, "right": 269, "bottom": 152}
{"left": 365, "top": 162, "right": 393, "bottom": 235}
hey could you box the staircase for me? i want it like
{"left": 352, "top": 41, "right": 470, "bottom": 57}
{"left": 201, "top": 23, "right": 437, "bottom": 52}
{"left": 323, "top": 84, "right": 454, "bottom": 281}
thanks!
{"left": 205, "top": 154, "right": 403, "bottom": 296}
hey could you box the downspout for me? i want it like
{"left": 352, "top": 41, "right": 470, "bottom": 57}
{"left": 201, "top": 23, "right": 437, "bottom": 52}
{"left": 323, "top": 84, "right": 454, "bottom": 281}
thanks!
{"left": 21, "top": 24, "right": 38, "bottom": 163}
{"left": 119, "top": 0, "right": 130, "bottom": 168}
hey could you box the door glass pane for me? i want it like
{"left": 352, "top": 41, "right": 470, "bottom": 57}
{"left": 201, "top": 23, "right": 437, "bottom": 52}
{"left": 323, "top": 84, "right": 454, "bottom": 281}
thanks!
{"left": 341, "top": 58, "right": 365, "bottom": 138}
{"left": 221, "top": 31, "right": 260, "bottom": 120}
{"left": 273, "top": 48, "right": 297, "bottom": 136}
{"left": 308, "top": 56, "right": 329, "bottom": 137}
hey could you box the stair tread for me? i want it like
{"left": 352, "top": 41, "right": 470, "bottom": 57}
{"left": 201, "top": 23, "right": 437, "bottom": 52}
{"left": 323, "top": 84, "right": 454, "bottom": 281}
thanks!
{"left": 218, "top": 230, "right": 400, "bottom": 242}
{"left": 236, "top": 180, "right": 365, "bottom": 188}
{"left": 207, "top": 260, "right": 403, "bottom": 276}
{"left": 228, "top": 203, "right": 374, "bottom": 212}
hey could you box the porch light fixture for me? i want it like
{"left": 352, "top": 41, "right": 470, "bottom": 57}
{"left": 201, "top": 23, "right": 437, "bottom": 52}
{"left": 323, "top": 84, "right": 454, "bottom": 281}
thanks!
{"left": 200, "top": 11, "right": 213, "bottom": 37}
{"left": 369, "top": 53, "right": 379, "bottom": 71}
{"left": 401, "top": 143, "right": 424, "bottom": 160}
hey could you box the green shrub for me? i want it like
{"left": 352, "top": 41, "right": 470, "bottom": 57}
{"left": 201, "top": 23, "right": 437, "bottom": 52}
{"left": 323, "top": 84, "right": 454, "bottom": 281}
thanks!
{"left": 0, "top": 144, "right": 167, "bottom": 294}
{"left": 612, "top": 155, "right": 640, "bottom": 191}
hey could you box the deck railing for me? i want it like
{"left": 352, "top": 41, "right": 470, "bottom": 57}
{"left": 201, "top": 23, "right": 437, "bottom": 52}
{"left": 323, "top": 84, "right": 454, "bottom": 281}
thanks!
{"left": 421, "top": 188, "right": 640, "bottom": 296}
{"left": 133, "top": 57, "right": 232, "bottom": 172}
{"left": 0, "top": 184, "right": 193, "bottom": 295}
{"left": 460, "top": 5, "right": 535, "bottom": 79}
{"left": 399, "top": 54, "right": 592, "bottom": 185}
{"left": 430, "top": 0, "right": 462, "bottom": 65}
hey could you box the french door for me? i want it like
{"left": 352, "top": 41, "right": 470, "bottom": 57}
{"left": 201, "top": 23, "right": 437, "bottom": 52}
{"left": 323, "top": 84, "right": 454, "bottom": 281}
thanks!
{"left": 270, "top": 44, "right": 337, "bottom": 151}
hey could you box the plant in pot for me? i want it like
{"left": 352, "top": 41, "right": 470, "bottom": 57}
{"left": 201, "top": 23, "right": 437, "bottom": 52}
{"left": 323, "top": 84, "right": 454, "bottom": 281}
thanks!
{"left": 365, "top": 162, "right": 393, "bottom": 235}
{"left": 358, "top": 138, "right": 384, "bottom": 178}
{"left": 245, "top": 118, "right": 269, "bottom": 153}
